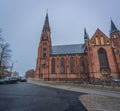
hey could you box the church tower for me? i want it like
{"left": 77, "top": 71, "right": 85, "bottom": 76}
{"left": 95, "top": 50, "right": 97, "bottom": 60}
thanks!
{"left": 110, "top": 20, "right": 120, "bottom": 77}
{"left": 110, "top": 20, "right": 120, "bottom": 45}
{"left": 35, "top": 13, "right": 52, "bottom": 78}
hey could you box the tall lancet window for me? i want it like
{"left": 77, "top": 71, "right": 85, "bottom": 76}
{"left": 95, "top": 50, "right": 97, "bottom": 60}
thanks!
{"left": 60, "top": 58, "right": 65, "bottom": 74}
{"left": 43, "top": 48, "right": 47, "bottom": 57}
{"left": 70, "top": 57, "right": 74, "bottom": 73}
{"left": 51, "top": 58, "right": 55, "bottom": 74}
{"left": 98, "top": 48, "right": 109, "bottom": 69}
{"left": 80, "top": 57, "right": 85, "bottom": 74}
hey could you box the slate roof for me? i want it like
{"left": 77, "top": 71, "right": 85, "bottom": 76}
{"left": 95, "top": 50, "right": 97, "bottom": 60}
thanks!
{"left": 43, "top": 13, "right": 50, "bottom": 29}
{"left": 51, "top": 44, "right": 84, "bottom": 55}
{"left": 110, "top": 20, "right": 118, "bottom": 34}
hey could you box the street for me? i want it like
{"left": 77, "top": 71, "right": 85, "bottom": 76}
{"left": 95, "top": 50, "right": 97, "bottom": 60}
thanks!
{"left": 0, "top": 82, "right": 86, "bottom": 111}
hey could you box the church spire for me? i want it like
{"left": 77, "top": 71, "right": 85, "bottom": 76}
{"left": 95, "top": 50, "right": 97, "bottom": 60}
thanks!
{"left": 43, "top": 12, "right": 50, "bottom": 31}
{"left": 110, "top": 20, "right": 118, "bottom": 34}
{"left": 84, "top": 28, "right": 89, "bottom": 42}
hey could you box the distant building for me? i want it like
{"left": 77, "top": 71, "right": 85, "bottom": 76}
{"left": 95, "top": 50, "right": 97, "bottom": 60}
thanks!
{"left": 3, "top": 70, "right": 11, "bottom": 77}
{"left": 25, "top": 69, "right": 35, "bottom": 78}
{"left": 11, "top": 71, "right": 19, "bottom": 77}
{"left": 35, "top": 13, "right": 120, "bottom": 81}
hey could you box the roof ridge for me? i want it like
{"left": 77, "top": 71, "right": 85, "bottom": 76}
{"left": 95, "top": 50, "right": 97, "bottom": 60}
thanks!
{"left": 52, "top": 43, "right": 84, "bottom": 47}
{"left": 52, "top": 44, "right": 84, "bottom": 55}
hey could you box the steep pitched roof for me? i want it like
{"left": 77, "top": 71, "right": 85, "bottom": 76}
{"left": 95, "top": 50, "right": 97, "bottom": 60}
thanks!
{"left": 43, "top": 12, "right": 50, "bottom": 31}
{"left": 91, "top": 28, "right": 109, "bottom": 40}
{"left": 84, "top": 28, "right": 89, "bottom": 40}
{"left": 110, "top": 20, "right": 118, "bottom": 34}
{"left": 51, "top": 44, "right": 84, "bottom": 55}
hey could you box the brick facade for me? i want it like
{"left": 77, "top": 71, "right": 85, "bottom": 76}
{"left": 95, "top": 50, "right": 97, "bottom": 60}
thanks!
{"left": 35, "top": 13, "right": 120, "bottom": 81}
{"left": 25, "top": 69, "right": 35, "bottom": 78}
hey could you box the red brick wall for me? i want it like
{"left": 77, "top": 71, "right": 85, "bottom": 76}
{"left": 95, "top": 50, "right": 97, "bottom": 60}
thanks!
{"left": 35, "top": 20, "right": 120, "bottom": 80}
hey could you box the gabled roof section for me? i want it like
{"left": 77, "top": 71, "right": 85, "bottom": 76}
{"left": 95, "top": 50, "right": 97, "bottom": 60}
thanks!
{"left": 110, "top": 20, "right": 118, "bottom": 34}
{"left": 89, "top": 29, "right": 110, "bottom": 46}
{"left": 51, "top": 44, "right": 84, "bottom": 55}
{"left": 91, "top": 29, "right": 109, "bottom": 40}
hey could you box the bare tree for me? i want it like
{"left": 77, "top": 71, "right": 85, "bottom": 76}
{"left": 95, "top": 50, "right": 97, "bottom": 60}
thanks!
{"left": 0, "top": 43, "right": 11, "bottom": 69}
{"left": 0, "top": 30, "right": 12, "bottom": 78}
{"left": 0, "top": 30, "right": 11, "bottom": 71}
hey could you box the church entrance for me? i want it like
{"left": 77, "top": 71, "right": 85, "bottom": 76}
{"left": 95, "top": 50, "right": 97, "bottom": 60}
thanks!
{"left": 100, "top": 68, "right": 111, "bottom": 79}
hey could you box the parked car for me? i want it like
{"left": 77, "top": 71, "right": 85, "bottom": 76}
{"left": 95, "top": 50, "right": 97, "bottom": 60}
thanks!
{"left": 4, "top": 77, "right": 18, "bottom": 84}
{"left": 11, "top": 76, "right": 20, "bottom": 81}
{"left": 0, "top": 79, "right": 5, "bottom": 85}
{"left": 9, "top": 77, "right": 18, "bottom": 84}
{"left": 20, "top": 77, "right": 27, "bottom": 82}
{"left": 3, "top": 77, "right": 10, "bottom": 84}
{"left": 104, "top": 78, "right": 120, "bottom": 83}
{"left": 112, "top": 78, "right": 120, "bottom": 83}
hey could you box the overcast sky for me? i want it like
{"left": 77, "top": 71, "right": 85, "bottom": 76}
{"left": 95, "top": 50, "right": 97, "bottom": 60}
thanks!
{"left": 0, "top": 0, "right": 120, "bottom": 75}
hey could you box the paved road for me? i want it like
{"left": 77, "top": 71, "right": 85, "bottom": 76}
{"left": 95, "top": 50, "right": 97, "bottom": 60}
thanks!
{"left": 28, "top": 79, "right": 120, "bottom": 98}
{"left": 0, "top": 82, "right": 86, "bottom": 111}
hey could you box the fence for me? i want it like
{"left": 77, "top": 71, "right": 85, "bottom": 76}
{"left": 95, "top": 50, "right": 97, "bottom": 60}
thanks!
{"left": 78, "top": 78, "right": 120, "bottom": 89}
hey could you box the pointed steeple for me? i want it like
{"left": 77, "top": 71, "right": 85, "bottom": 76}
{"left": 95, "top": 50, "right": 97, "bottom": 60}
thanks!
{"left": 84, "top": 28, "right": 89, "bottom": 41}
{"left": 43, "top": 12, "right": 50, "bottom": 31}
{"left": 40, "top": 12, "right": 52, "bottom": 45}
{"left": 110, "top": 20, "right": 118, "bottom": 34}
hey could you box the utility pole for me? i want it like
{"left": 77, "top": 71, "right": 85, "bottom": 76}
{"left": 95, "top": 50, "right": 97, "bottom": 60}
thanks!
{"left": 10, "top": 62, "right": 14, "bottom": 76}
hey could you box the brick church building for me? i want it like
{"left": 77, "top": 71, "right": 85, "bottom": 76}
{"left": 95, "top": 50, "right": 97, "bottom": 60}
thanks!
{"left": 35, "top": 13, "right": 120, "bottom": 81}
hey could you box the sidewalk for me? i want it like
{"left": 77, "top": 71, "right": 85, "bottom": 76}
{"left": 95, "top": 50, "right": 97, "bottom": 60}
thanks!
{"left": 27, "top": 79, "right": 120, "bottom": 111}
{"left": 79, "top": 94, "right": 120, "bottom": 111}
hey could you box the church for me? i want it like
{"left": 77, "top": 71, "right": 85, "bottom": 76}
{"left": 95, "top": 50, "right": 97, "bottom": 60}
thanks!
{"left": 35, "top": 13, "right": 120, "bottom": 81}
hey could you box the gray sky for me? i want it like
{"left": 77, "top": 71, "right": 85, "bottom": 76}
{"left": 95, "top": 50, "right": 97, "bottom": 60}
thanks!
{"left": 0, "top": 0, "right": 120, "bottom": 75}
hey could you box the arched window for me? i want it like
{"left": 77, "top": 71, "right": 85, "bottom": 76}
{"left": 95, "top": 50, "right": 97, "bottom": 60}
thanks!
{"left": 70, "top": 57, "right": 74, "bottom": 73}
{"left": 98, "top": 48, "right": 109, "bottom": 68}
{"left": 43, "top": 48, "right": 46, "bottom": 57}
{"left": 80, "top": 57, "right": 85, "bottom": 74}
{"left": 51, "top": 58, "right": 55, "bottom": 74}
{"left": 60, "top": 58, "right": 65, "bottom": 74}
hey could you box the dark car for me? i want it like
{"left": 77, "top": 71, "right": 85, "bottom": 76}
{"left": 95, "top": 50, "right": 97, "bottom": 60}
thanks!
{"left": 0, "top": 79, "right": 5, "bottom": 85}
{"left": 3, "top": 77, "right": 11, "bottom": 84}
{"left": 20, "top": 77, "right": 27, "bottom": 82}
{"left": 9, "top": 77, "right": 18, "bottom": 84}
{"left": 104, "top": 78, "right": 120, "bottom": 83}
{"left": 4, "top": 77, "right": 18, "bottom": 84}
{"left": 11, "top": 76, "right": 20, "bottom": 81}
{"left": 112, "top": 78, "right": 120, "bottom": 83}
